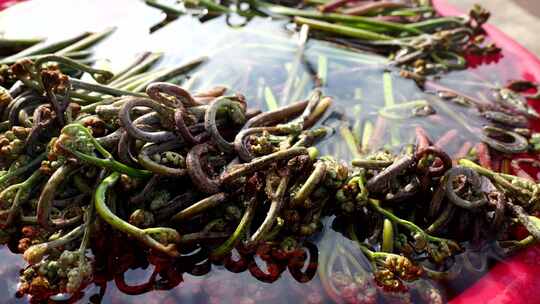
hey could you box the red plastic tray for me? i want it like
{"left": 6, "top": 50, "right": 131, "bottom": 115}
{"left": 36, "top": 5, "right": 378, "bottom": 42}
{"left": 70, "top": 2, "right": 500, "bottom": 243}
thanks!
{"left": 432, "top": 1, "right": 540, "bottom": 303}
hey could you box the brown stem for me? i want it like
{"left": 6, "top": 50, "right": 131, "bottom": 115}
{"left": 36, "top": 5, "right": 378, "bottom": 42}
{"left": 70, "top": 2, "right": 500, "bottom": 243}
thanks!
{"left": 186, "top": 143, "right": 221, "bottom": 194}
{"left": 220, "top": 147, "right": 307, "bottom": 185}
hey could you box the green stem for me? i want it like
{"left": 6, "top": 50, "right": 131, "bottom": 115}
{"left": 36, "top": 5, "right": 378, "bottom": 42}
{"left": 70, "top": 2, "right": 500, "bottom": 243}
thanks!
{"left": 23, "top": 224, "right": 85, "bottom": 264}
{"left": 382, "top": 72, "right": 400, "bottom": 146}
{"left": 431, "top": 51, "right": 466, "bottom": 69}
{"left": 508, "top": 202, "right": 540, "bottom": 240}
{"left": 63, "top": 123, "right": 111, "bottom": 157}
{"left": 60, "top": 124, "right": 151, "bottom": 178}
{"left": 263, "top": 4, "right": 422, "bottom": 35}
{"left": 0, "top": 171, "right": 42, "bottom": 227}
{"left": 351, "top": 159, "right": 393, "bottom": 168}
{"left": 118, "top": 70, "right": 162, "bottom": 91}
{"left": 56, "top": 27, "right": 116, "bottom": 55}
{"left": 34, "top": 55, "right": 114, "bottom": 84}
{"left": 0, "top": 37, "right": 44, "bottom": 49}
{"left": 264, "top": 86, "right": 278, "bottom": 111}
{"left": 70, "top": 78, "right": 145, "bottom": 97}
{"left": 405, "top": 16, "right": 466, "bottom": 32}
{"left": 291, "top": 72, "right": 311, "bottom": 104}
{"left": 348, "top": 222, "right": 406, "bottom": 265}
{"left": 378, "top": 99, "right": 428, "bottom": 120}
{"left": 383, "top": 72, "right": 395, "bottom": 107}
{"left": 294, "top": 17, "right": 394, "bottom": 41}
{"left": 95, "top": 172, "right": 180, "bottom": 257}
{"left": 171, "top": 193, "right": 228, "bottom": 222}
{"left": 291, "top": 161, "right": 327, "bottom": 207}
{"left": 368, "top": 199, "right": 456, "bottom": 246}
{"left": 79, "top": 97, "right": 118, "bottom": 113}
{"left": 339, "top": 124, "right": 361, "bottom": 158}
{"left": 381, "top": 219, "right": 394, "bottom": 252}
{"left": 0, "top": 50, "right": 92, "bottom": 65}
{"left": 69, "top": 91, "right": 105, "bottom": 104}
{"left": 78, "top": 203, "right": 94, "bottom": 267}
{"left": 361, "top": 120, "right": 373, "bottom": 152}
{"left": 338, "top": 21, "right": 396, "bottom": 33}
{"left": 304, "top": 0, "right": 328, "bottom": 4}
{"left": 69, "top": 149, "right": 151, "bottom": 178}
{"left": 458, "top": 159, "right": 532, "bottom": 201}
{"left": 37, "top": 164, "right": 75, "bottom": 228}
{"left": 131, "top": 56, "right": 207, "bottom": 92}
{"left": 389, "top": 6, "right": 434, "bottom": 17}
{"left": 317, "top": 54, "right": 328, "bottom": 85}
{"left": 0, "top": 32, "right": 90, "bottom": 64}
{"left": 263, "top": 217, "right": 284, "bottom": 241}
{"left": 250, "top": 174, "right": 289, "bottom": 243}
{"left": 210, "top": 197, "right": 260, "bottom": 259}
{"left": 109, "top": 52, "right": 163, "bottom": 85}
{"left": 145, "top": 0, "right": 184, "bottom": 16}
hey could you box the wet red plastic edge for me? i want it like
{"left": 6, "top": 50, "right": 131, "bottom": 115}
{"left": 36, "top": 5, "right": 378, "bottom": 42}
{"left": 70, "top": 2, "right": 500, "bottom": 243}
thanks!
{"left": 0, "top": 0, "right": 25, "bottom": 10}
{"left": 433, "top": 0, "right": 540, "bottom": 80}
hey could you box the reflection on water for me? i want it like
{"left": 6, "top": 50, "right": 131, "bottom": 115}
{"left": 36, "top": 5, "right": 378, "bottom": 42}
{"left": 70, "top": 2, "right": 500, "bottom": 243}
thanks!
{"left": 0, "top": 0, "right": 529, "bottom": 303}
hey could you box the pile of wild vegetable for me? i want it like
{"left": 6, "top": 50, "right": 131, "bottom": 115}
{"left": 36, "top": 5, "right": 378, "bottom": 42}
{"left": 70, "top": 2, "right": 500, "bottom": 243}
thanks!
{"left": 0, "top": 35, "right": 343, "bottom": 300}
{"left": 146, "top": 0, "right": 500, "bottom": 83}
{"left": 2, "top": 2, "right": 540, "bottom": 304}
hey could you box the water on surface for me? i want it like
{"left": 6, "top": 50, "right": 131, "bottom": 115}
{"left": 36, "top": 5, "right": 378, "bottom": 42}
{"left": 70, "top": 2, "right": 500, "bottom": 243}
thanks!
{"left": 0, "top": 0, "right": 530, "bottom": 303}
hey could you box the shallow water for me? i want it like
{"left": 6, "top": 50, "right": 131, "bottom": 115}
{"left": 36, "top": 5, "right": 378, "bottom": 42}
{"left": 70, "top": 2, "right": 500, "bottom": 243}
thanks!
{"left": 0, "top": 0, "right": 531, "bottom": 303}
